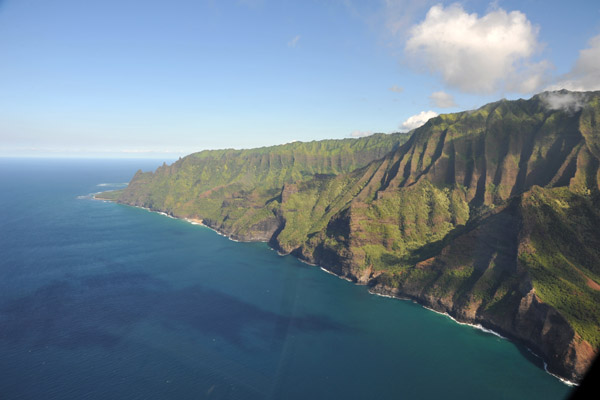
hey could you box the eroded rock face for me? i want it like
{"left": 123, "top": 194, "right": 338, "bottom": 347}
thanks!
{"left": 305, "top": 189, "right": 599, "bottom": 383}
{"left": 512, "top": 290, "right": 597, "bottom": 381}
{"left": 233, "top": 217, "right": 281, "bottom": 242}
{"left": 365, "top": 281, "right": 596, "bottom": 383}
{"left": 114, "top": 90, "right": 600, "bottom": 383}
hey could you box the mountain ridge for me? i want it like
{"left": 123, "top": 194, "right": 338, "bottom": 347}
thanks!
{"left": 98, "top": 90, "right": 600, "bottom": 383}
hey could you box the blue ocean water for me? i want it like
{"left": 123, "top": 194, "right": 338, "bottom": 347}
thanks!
{"left": 0, "top": 158, "right": 572, "bottom": 400}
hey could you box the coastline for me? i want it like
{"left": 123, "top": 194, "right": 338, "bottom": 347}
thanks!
{"left": 91, "top": 191, "right": 579, "bottom": 386}
{"left": 92, "top": 193, "right": 251, "bottom": 243}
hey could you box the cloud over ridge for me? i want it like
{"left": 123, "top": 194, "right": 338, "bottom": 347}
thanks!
{"left": 400, "top": 110, "right": 438, "bottom": 132}
{"left": 539, "top": 91, "right": 588, "bottom": 114}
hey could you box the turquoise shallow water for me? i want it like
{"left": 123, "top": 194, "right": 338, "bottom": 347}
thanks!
{"left": 0, "top": 158, "right": 572, "bottom": 399}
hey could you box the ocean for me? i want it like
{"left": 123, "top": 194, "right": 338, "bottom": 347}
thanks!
{"left": 0, "top": 158, "right": 572, "bottom": 399}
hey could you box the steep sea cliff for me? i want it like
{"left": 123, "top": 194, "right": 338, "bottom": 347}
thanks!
{"left": 101, "top": 90, "right": 600, "bottom": 383}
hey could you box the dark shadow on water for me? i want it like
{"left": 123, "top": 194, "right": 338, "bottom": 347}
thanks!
{"left": 156, "top": 284, "right": 352, "bottom": 350}
{"left": 512, "top": 343, "right": 546, "bottom": 371}
{"left": 0, "top": 273, "right": 168, "bottom": 349}
{"left": 0, "top": 271, "right": 353, "bottom": 351}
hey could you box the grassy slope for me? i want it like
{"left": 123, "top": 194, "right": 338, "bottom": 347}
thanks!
{"left": 293, "top": 91, "right": 600, "bottom": 348}
{"left": 115, "top": 132, "right": 410, "bottom": 236}
{"left": 519, "top": 187, "right": 600, "bottom": 347}
{"left": 114, "top": 91, "right": 600, "bottom": 350}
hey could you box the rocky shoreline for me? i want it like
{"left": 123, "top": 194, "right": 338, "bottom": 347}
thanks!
{"left": 198, "top": 220, "right": 594, "bottom": 386}
{"left": 211, "top": 218, "right": 590, "bottom": 385}
{"left": 93, "top": 192, "right": 586, "bottom": 385}
{"left": 302, "top": 253, "right": 592, "bottom": 386}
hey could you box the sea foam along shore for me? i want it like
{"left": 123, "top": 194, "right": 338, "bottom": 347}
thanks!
{"left": 92, "top": 190, "right": 578, "bottom": 386}
{"left": 366, "top": 288, "right": 507, "bottom": 340}
{"left": 318, "top": 266, "right": 353, "bottom": 282}
{"left": 182, "top": 217, "right": 240, "bottom": 242}
{"left": 92, "top": 191, "right": 255, "bottom": 244}
{"left": 185, "top": 218, "right": 245, "bottom": 242}
{"left": 367, "top": 289, "right": 578, "bottom": 387}
{"left": 423, "top": 304, "right": 507, "bottom": 340}
{"left": 526, "top": 349, "right": 578, "bottom": 387}
{"left": 368, "top": 288, "right": 579, "bottom": 387}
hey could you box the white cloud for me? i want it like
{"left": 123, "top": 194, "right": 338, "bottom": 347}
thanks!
{"left": 547, "top": 34, "right": 600, "bottom": 91}
{"left": 539, "top": 91, "right": 587, "bottom": 113}
{"left": 429, "top": 91, "right": 457, "bottom": 108}
{"left": 405, "top": 4, "right": 548, "bottom": 94}
{"left": 400, "top": 110, "right": 438, "bottom": 132}
{"left": 287, "top": 35, "right": 301, "bottom": 48}
{"left": 389, "top": 85, "right": 404, "bottom": 93}
{"left": 350, "top": 130, "right": 373, "bottom": 138}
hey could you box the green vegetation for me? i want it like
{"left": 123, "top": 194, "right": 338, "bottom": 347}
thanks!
{"left": 94, "top": 190, "right": 122, "bottom": 201}
{"left": 116, "top": 132, "right": 410, "bottom": 239}
{"left": 519, "top": 186, "right": 600, "bottom": 347}
{"left": 112, "top": 90, "right": 600, "bottom": 352}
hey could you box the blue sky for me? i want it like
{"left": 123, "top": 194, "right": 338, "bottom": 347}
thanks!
{"left": 1, "top": 0, "right": 599, "bottom": 158}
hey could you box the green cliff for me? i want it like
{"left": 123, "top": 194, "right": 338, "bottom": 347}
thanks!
{"left": 114, "top": 132, "right": 410, "bottom": 240}
{"left": 102, "top": 90, "right": 600, "bottom": 383}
